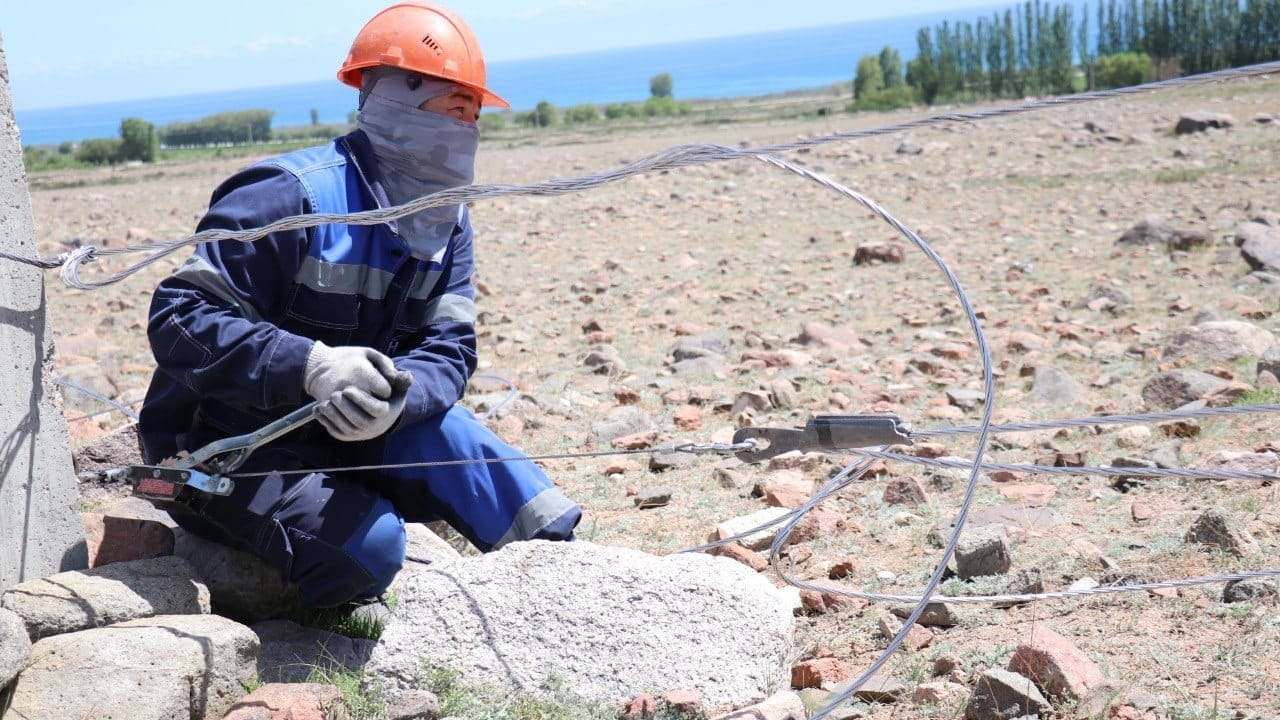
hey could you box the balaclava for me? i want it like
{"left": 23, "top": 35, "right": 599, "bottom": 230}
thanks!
{"left": 356, "top": 66, "right": 480, "bottom": 260}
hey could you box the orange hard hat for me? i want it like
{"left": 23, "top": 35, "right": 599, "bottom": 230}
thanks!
{"left": 338, "top": 2, "right": 509, "bottom": 109}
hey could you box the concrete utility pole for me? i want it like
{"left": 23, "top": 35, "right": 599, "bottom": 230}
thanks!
{"left": 0, "top": 33, "right": 88, "bottom": 592}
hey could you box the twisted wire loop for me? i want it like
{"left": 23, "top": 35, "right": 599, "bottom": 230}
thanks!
{"left": 7, "top": 61, "right": 1275, "bottom": 290}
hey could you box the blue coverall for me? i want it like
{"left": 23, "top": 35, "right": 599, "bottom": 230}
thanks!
{"left": 138, "top": 130, "right": 581, "bottom": 607}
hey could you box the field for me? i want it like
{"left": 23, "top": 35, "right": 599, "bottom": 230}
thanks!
{"left": 26, "top": 77, "right": 1280, "bottom": 718}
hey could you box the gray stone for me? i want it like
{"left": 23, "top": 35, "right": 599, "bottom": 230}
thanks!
{"left": 1028, "top": 365, "right": 1087, "bottom": 406}
{"left": 0, "top": 36, "right": 86, "bottom": 593}
{"left": 1222, "top": 578, "right": 1278, "bottom": 602}
{"left": 5, "top": 614, "right": 258, "bottom": 720}
{"left": 670, "top": 355, "right": 728, "bottom": 377}
{"left": 710, "top": 690, "right": 805, "bottom": 719}
{"left": 1076, "top": 284, "right": 1132, "bottom": 310}
{"left": 1258, "top": 346, "right": 1280, "bottom": 380}
{"left": 386, "top": 689, "right": 442, "bottom": 720}
{"left": 1111, "top": 456, "right": 1160, "bottom": 491}
{"left": 768, "top": 377, "right": 801, "bottom": 410}
{"left": 1237, "top": 221, "right": 1280, "bottom": 271}
{"left": 394, "top": 522, "right": 462, "bottom": 582}
{"left": 1117, "top": 217, "right": 1175, "bottom": 245}
{"left": 828, "top": 673, "right": 907, "bottom": 703}
{"left": 649, "top": 451, "right": 698, "bottom": 472}
{"left": 1169, "top": 226, "right": 1213, "bottom": 252}
{"left": 0, "top": 606, "right": 30, "bottom": 689}
{"left": 965, "top": 669, "right": 1051, "bottom": 720}
{"left": 173, "top": 527, "right": 296, "bottom": 623}
{"left": 946, "top": 388, "right": 987, "bottom": 411}
{"left": 1, "top": 555, "right": 209, "bottom": 640}
{"left": 714, "top": 506, "right": 796, "bottom": 551}
{"left": 1164, "top": 321, "right": 1275, "bottom": 362}
{"left": 253, "top": 618, "right": 375, "bottom": 683}
{"left": 1174, "top": 110, "right": 1235, "bottom": 134}
{"left": 364, "top": 541, "right": 793, "bottom": 708}
{"left": 1186, "top": 507, "right": 1261, "bottom": 557}
{"left": 670, "top": 332, "right": 729, "bottom": 360}
{"left": 593, "top": 406, "right": 658, "bottom": 444}
{"left": 1141, "top": 369, "right": 1230, "bottom": 410}
{"left": 954, "top": 525, "right": 1012, "bottom": 579}
{"left": 634, "top": 486, "right": 675, "bottom": 508}
{"left": 890, "top": 601, "right": 961, "bottom": 627}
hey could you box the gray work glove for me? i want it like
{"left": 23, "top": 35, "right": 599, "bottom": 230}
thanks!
{"left": 304, "top": 341, "right": 414, "bottom": 442}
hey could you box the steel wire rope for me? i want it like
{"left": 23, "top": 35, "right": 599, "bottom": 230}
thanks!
{"left": 851, "top": 448, "right": 1280, "bottom": 483}
{"left": 912, "top": 403, "right": 1280, "bottom": 438}
{"left": 55, "top": 378, "right": 141, "bottom": 422}
{"left": 1, "top": 62, "right": 1275, "bottom": 288}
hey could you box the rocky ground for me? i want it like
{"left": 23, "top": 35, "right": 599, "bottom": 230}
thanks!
{"left": 26, "top": 76, "right": 1280, "bottom": 718}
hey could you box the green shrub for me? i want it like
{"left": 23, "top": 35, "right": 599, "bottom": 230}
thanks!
{"left": 478, "top": 112, "right": 507, "bottom": 133}
{"left": 642, "top": 96, "right": 691, "bottom": 117}
{"left": 563, "top": 103, "right": 601, "bottom": 124}
{"left": 649, "top": 72, "right": 674, "bottom": 98}
{"left": 75, "top": 138, "right": 123, "bottom": 165}
{"left": 119, "top": 117, "right": 158, "bottom": 162}
{"left": 850, "top": 86, "right": 916, "bottom": 111}
{"left": 604, "top": 102, "right": 641, "bottom": 120}
{"left": 854, "top": 54, "right": 885, "bottom": 100}
{"left": 1094, "top": 52, "right": 1153, "bottom": 89}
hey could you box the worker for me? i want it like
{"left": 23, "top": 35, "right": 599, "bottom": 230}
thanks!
{"left": 138, "top": 2, "right": 581, "bottom": 608}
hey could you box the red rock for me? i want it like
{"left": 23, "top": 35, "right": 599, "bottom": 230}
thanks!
{"left": 998, "top": 483, "right": 1057, "bottom": 506}
{"left": 672, "top": 405, "right": 703, "bottom": 431}
{"left": 878, "top": 613, "right": 934, "bottom": 651}
{"left": 800, "top": 581, "right": 867, "bottom": 614}
{"left": 708, "top": 542, "right": 768, "bottom": 572}
{"left": 882, "top": 477, "right": 929, "bottom": 506}
{"left": 1131, "top": 502, "right": 1154, "bottom": 522}
{"left": 82, "top": 513, "right": 174, "bottom": 568}
{"left": 798, "top": 322, "right": 861, "bottom": 352}
{"left": 1007, "top": 626, "right": 1106, "bottom": 701}
{"left": 791, "top": 657, "right": 853, "bottom": 689}
{"left": 221, "top": 683, "right": 343, "bottom": 720}
{"left": 673, "top": 322, "right": 710, "bottom": 336}
{"left": 623, "top": 694, "right": 658, "bottom": 719}
{"left": 611, "top": 430, "right": 659, "bottom": 450}
{"left": 788, "top": 507, "right": 842, "bottom": 544}
{"left": 762, "top": 470, "right": 811, "bottom": 509}
{"left": 828, "top": 557, "right": 858, "bottom": 579}
{"left": 613, "top": 386, "right": 641, "bottom": 404}
{"left": 602, "top": 459, "right": 640, "bottom": 475}
{"left": 661, "top": 689, "right": 703, "bottom": 715}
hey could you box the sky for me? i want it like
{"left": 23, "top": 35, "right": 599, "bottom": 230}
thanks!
{"left": 1, "top": 1, "right": 997, "bottom": 111}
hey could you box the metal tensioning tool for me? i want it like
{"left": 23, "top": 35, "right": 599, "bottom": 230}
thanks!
{"left": 731, "top": 414, "right": 913, "bottom": 463}
{"left": 118, "top": 401, "right": 320, "bottom": 514}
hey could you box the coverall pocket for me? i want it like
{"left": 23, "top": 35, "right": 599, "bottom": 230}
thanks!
{"left": 283, "top": 285, "right": 358, "bottom": 345}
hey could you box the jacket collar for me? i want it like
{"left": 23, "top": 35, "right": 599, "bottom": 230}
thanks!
{"left": 338, "top": 129, "right": 409, "bottom": 240}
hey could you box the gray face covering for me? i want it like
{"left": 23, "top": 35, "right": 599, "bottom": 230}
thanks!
{"left": 356, "top": 69, "right": 480, "bottom": 261}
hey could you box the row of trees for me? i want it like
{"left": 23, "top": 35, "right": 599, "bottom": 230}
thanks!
{"left": 61, "top": 71, "right": 683, "bottom": 164}
{"left": 50, "top": 110, "right": 277, "bottom": 166}
{"left": 856, "top": 0, "right": 1280, "bottom": 107}
{"left": 158, "top": 109, "right": 274, "bottom": 147}
{"left": 491, "top": 72, "right": 690, "bottom": 130}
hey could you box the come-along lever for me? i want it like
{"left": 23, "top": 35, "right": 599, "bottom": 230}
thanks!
{"left": 732, "top": 414, "right": 912, "bottom": 463}
{"left": 124, "top": 401, "right": 321, "bottom": 514}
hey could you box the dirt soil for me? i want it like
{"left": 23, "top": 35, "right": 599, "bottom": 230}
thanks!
{"left": 28, "top": 78, "right": 1280, "bottom": 718}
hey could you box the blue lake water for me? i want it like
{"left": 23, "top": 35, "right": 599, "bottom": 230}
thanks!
{"left": 14, "top": 3, "right": 1056, "bottom": 146}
